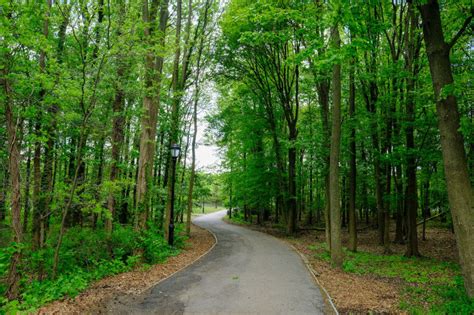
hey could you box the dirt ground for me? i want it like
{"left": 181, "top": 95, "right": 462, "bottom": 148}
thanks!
{"left": 243, "top": 221, "right": 458, "bottom": 314}
{"left": 38, "top": 224, "right": 215, "bottom": 314}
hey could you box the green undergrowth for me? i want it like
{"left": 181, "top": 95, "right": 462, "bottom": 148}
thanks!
{"left": 0, "top": 223, "right": 186, "bottom": 314}
{"left": 226, "top": 211, "right": 251, "bottom": 225}
{"left": 308, "top": 243, "right": 474, "bottom": 314}
{"left": 226, "top": 212, "right": 288, "bottom": 232}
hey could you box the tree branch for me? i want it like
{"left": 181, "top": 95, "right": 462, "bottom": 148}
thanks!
{"left": 447, "top": 8, "right": 473, "bottom": 50}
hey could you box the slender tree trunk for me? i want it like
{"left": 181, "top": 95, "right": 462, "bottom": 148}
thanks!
{"left": 383, "top": 86, "right": 395, "bottom": 254}
{"left": 39, "top": 0, "right": 63, "bottom": 251}
{"left": 0, "top": 168, "right": 6, "bottom": 222}
{"left": 186, "top": 0, "right": 209, "bottom": 236}
{"left": 348, "top": 56, "right": 357, "bottom": 252}
{"left": 329, "top": 25, "right": 343, "bottom": 268}
{"left": 360, "top": 145, "right": 369, "bottom": 225}
{"left": 405, "top": 1, "right": 420, "bottom": 257}
{"left": 422, "top": 174, "right": 430, "bottom": 240}
{"left": 53, "top": 125, "right": 89, "bottom": 277}
{"left": 165, "top": 0, "right": 183, "bottom": 240}
{"left": 418, "top": 0, "right": 474, "bottom": 296}
{"left": 178, "top": 123, "right": 191, "bottom": 223}
{"left": 286, "top": 121, "right": 298, "bottom": 234}
{"left": 136, "top": 0, "right": 168, "bottom": 231}
{"left": 308, "top": 152, "right": 314, "bottom": 225}
{"left": 318, "top": 82, "right": 331, "bottom": 248}
{"left": 2, "top": 56, "right": 23, "bottom": 300}
{"left": 23, "top": 146, "right": 32, "bottom": 234}
{"left": 298, "top": 151, "right": 304, "bottom": 222}
{"left": 394, "top": 164, "right": 405, "bottom": 243}
{"left": 106, "top": 49, "right": 126, "bottom": 234}
{"left": 32, "top": 121, "right": 41, "bottom": 248}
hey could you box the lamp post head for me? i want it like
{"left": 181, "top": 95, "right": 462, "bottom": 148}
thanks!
{"left": 171, "top": 143, "right": 181, "bottom": 159}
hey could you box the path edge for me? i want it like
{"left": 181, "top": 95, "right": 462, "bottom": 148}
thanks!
{"left": 287, "top": 243, "right": 339, "bottom": 315}
{"left": 144, "top": 222, "right": 218, "bottom": 291}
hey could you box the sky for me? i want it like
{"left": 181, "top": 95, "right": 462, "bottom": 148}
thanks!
{"left": 191, "top": 84, "right": 222, "bottom": 173}
{"left": 195, "top": 122, "right": 221, "bottom": 171}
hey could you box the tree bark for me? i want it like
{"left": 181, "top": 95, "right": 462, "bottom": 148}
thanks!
{"left": 405, "top": 1, "right": 420, "bottom": 257}
{"left": 165, "top": 0, "right": 183, "bottom": 240}
{"left": 2, "top": 52, "right": 23, "bottom": 300}
{"left": 348, "top": 55, "right": 357, "bottom": 252}
{"left": 106, "top": 2, "right": 126, "bottom": 234}
{"left": 0, "top": 168, "right": 6, "bottom": 222}
{"left": 186, "top": 0, "right": 210, "bottom": 236}
{"left": 418, "top": 0, "right": 474, "bottom": 296}
{"left": 23, "top": 146, "right": 32, "bottom": 234}
{"left": 318, "top": 81, "right": 331, "bottom": 248}
{"left": 329, "top": 25, "right": 343, "bottom": 268}
{"left": 287, "top": 127, "right": 297, "bottom": 234}
{"left": 136, "top": 0, "right": 168, "bottom": 231}
{"left": 362, "top": 49, "right": 385, "bottom": 246}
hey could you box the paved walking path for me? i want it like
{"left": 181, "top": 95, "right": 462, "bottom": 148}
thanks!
{"left": 107, "top": 210, "right": 326, "bottom": 314}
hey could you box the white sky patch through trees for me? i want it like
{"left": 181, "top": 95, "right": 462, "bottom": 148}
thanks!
{"left": 192, "top": 83, "right": 222, "bottom": 173}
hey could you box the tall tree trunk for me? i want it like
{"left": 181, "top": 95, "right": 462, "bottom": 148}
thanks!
{"left": 308, "top": 151, "right": 314, "bottom": 225}
{"left": 106, "top": 9, "right": 126, "bottom": 233}
{"left": 186, "top": 105, "right": 197, "bottom": 235}
{"left": 178, "top": 122, "right": 191, "bottom": 223}
{"left": 32, "top": 0, "right": 54, "bottom": 281}
{"left": 287, "top": 128, "right": 297, "bottom": 234}
{"left": 23, "top": 146, "right": 32, "bottom": 233}
{"left": 348, "top": 55, "right": 357, "bottom": 252}
{"left": 422, "top": 172, "right": 431, "bottom": 241}
{"left": 363, "top": 59, "right": 385, "bottom": 245}
{"left": 32, "top": 121, "right": 41, "bottom": 248}
{"left": 405, "top": 1, "right": 420, "bottom": 257}
{"left": 53, "top": 123, "right": 90, "bottom": 277}
{"left": 2, "top": 54, "right": 23, "bottom": 300}
{"left": 286, "top": 62, "right": 299, "bottom": 233}
{"left": 383, "top": 87, "right": 395, "bottom": 254}
{"left": 360, "top": 145, "right": 369, "bottom": 225}
{"left": 394, "top": 163, "right": 405, "bottom": 243}
{"left": 0, "top": 168, "right": 6, "bottom": 222}
{"left": 165, "top": 0, "right": 183, "bottom": 240}
{"left": 136, "top": 0, "right": 168, "bottom": 231}
{"left": 313, "top": 0, "right": 331, "bottom": 247}
{"left": 417, "top": 0, "right": 474, "bottom": 296}
{"left": 186, "top": 0, "right": 210, "bottom": 236}
{"left": 317, "top": 81, "right": 331, "bottom": 247}
{"left": 329, "top": 25, "right": 343, "bottom": 268}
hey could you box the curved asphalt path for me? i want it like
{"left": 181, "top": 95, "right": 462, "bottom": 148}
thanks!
{"left": 106, "top": 210, "right": 326, "bottom": 315}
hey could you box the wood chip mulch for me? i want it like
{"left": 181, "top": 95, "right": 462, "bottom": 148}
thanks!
{"left": 38, "top": 224, "right": 215, "bottom": 315}
{"left": 289, "top": 237, "right": 402, "bottom": 314}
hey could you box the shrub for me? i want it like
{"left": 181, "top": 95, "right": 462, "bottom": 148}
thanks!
{"left": 0, "top": 222, "right": 188, "bottom": 313}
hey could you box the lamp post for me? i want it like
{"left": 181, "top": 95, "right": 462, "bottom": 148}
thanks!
{"left": 169, "top": 143, "right": 181, "bottom": 246}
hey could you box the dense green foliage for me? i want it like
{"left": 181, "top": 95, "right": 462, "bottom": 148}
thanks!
{"left": 210, "top": 0, "right": 474, "bottom": 305}
{"left": 212, "top": 0, "right": 472, "bottom": 235}
{"left": 0, "top": 0, "right": 218, "bottom": 310}
{"left": 0, "top": 224, "right": 185, "bottom": 312}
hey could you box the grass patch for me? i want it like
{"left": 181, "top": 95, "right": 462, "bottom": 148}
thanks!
{"left": 307, "top": 243, "right": 473, "bottom": 313}
{"left": 192, "top": 205, "right": 224, "bottom": 215}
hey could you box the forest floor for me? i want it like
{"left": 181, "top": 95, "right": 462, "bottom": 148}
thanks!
{"left": 227, "top": 214, "right": 472, "bottom": 314}
{"left": 38, "top": 224, "right": 215, "bottom": 314}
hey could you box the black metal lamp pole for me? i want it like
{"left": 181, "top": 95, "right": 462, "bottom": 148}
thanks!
{"left": 169, "top": 143, "right": 180, "bottom": 246}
